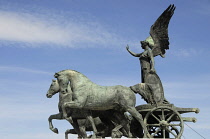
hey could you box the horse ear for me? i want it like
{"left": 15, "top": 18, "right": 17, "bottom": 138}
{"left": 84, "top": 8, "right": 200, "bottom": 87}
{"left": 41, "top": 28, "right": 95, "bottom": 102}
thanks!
{"left": 54, "top": 73, "right": 60, "bottom": 78}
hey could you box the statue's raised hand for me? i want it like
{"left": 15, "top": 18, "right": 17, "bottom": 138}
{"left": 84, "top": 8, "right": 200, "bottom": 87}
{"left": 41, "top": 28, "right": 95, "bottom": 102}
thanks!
{"left": 126, "top": 45, "right": 129, "bottom": 50}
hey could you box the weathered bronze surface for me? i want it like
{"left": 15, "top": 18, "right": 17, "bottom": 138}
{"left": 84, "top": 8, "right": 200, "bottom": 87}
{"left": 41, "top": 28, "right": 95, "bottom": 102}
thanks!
{"left": 46, "top": 4, "right": 199, "bottom": 139}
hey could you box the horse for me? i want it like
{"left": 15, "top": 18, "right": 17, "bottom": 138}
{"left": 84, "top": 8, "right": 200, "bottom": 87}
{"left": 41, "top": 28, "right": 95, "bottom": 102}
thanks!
{"left": 54, "top": 69, "right": 150, "bottom": 137}
{"left": 46, "top": 79, "right": 133, "bottom": 138}
{"left": 46, "top": 79, "right": 98, "bottom": 138}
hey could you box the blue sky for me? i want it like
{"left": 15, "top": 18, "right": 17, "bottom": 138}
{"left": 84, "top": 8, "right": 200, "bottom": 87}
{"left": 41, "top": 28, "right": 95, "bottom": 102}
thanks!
{"left": 0, "top": 0, "right": 209, "bottom": 139}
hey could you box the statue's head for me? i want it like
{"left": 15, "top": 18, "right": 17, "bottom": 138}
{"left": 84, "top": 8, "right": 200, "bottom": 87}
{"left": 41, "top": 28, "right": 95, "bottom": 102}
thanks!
{"left": 143, "top": 36, "right": 155, "bottom": 49}
{"left": 140, "top": 41, "right": 148, "bottom": 49}
{"left": 46, "top": 79, "right": 60, "bottom": 98}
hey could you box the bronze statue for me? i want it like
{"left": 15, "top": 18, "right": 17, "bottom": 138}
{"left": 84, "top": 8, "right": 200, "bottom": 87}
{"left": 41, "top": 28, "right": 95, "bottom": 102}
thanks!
{"left": 46, "top": 4, "right": 200, "bottom": 139}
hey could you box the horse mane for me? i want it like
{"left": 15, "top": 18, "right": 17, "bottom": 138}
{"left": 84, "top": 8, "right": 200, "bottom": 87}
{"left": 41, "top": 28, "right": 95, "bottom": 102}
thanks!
{"left": 56, "top": 69, "right": 90, "bottom": 81}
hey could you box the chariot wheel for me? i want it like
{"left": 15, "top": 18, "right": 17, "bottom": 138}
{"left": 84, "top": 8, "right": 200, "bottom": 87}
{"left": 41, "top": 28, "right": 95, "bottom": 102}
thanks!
{"left": 144, "top": 106, "right": 184, "bottom": 138}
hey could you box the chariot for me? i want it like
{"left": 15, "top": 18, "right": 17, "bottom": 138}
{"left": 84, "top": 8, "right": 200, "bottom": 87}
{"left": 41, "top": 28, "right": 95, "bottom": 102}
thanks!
{"left": 130, "top": 104, "right": 199, "bottom": 138}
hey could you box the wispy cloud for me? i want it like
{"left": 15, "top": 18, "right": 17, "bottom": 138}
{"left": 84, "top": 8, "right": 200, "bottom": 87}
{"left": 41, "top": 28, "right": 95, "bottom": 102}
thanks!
{"left": 0, "top": 65, "right": 52, "bottom": 75}
{"left": 0, "top": 10, "right": 132, "bottom": 48}
{"left": 0, "top": 11, "right": 66, "bottom": 45}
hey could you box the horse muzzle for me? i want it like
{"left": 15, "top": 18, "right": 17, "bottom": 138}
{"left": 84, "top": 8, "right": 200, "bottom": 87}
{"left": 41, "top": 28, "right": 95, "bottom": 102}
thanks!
{"left": 46, "top": 93, "right": 52, "bottom": 98}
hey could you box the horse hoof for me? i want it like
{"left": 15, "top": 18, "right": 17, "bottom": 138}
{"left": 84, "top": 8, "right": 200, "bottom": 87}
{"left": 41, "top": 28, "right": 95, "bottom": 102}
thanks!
{"left": 52, "top": 128, "right": 59, "bottom": 134}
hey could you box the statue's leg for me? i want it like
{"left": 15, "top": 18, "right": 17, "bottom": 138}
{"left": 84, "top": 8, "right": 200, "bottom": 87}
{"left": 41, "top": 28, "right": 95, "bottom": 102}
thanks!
{"left": 124, "top": 106, "right": 150, "bottom": 138}
{"left": 118, "top": 119, "right": 132, "bottom": 137}
{"left": 65, "top": 129, "right": 71, "bottom": 139}
{"left": 111, "top": 112, "right": 132, "bottom": 138}
{"left": 99, "top": 117, "right": 114, "bottom": 137}
{"left": 86, "top": 115, "right": 98, "bottom": 138}
{"left": 48, "top": 113, "right": 63, "bottom": 134}
{"left": 122, "top": 113, "right": 133, "bottom": 137}
{"left": 65, "top": 128, "right": 82, "bottom": 139}
{"left": 112, "top": 124, "right": 123, "bottom": 132}
{"left": 78, "top": 125, "right": 87, "bottom": 138}
{"left": 77, "top": 119, "right": 91, "bottom": 138}
{"left": 62, "top": 99, "right": 86, "bottom": 119}
{"left": 111, "top": 125, "right": 123, "bottom": 138}
{"left": 69, "top": 119, "right": 87, "bottom": 138}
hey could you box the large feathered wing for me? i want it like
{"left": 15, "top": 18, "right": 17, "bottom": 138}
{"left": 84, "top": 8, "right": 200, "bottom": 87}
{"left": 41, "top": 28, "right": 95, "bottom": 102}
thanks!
{"left": 149, "top": 4, "right": 176, "bottom": 57}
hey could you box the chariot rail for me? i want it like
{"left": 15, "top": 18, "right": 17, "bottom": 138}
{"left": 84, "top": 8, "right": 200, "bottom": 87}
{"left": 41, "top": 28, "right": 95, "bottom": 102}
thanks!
{"left": 136, "top": 104, "right": 200, "bottom": 114}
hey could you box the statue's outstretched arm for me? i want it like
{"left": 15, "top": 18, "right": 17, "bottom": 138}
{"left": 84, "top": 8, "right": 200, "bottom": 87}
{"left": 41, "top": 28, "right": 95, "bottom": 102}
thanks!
{"left": 126, "top": 45, "right": 142, "bottom": 57}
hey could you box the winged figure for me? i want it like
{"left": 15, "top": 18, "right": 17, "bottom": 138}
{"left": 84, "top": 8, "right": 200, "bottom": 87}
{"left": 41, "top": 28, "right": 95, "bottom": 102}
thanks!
{"left": 126, "top": 5, "right": 175, "bottom": 105}
{"left": 126, "top": 4, "right": 175, "bottom": 81}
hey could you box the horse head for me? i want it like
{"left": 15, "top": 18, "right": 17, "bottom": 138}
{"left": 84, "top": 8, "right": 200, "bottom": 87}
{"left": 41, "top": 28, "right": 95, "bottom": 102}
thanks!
{"left": 46, "top": 79, "right": 60, "bottom": 98}
{"left": 54, "top": 71, "right": 70, "bottom": 94}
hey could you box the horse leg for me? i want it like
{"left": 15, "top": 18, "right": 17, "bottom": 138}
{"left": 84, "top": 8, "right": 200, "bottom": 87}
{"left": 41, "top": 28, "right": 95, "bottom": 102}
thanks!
{"left": 76, "top": 119, "right": 90, "bottom": 138}
{"left": 124, "top": 106, "right": 150, "bottom": 138}
{"left": 121, "top": 113, "right": 133, "bottom": 137}
{"left": 78, "top": 125, "right": 87, "bottom": 138}
{"left": 111, "top": 124, "right": 123, "bottom": 138}
{"left": 110, "top": 112, "right": 132, "bottom": 138}
{"left": 112, "top": 124, "right": 122, "bottom": 134}
{"left": 116, "top": 118, "right": 132, "bottom": 137}
{"left": 99, "top": 117, "right": 114, "bottom": 137}
{"left": 86, "top": 115, "right": 98, "bottom": 138}
{"left": 65, "top": 129, "right": 71, "bottom": 139}
{"left": 68, "top": 119, "right": 87, "bottom": 139}
{"left": 62, "top": 101, "right": 86, "bottom": 119}
{"left": 65, "top": 128, "right": 82, "bottom": 139}
{"left": 120, "top": 120, "right": 133, "bottom": 137}
{"left": 48, "top": 112, "right": 63, "bottom": 134}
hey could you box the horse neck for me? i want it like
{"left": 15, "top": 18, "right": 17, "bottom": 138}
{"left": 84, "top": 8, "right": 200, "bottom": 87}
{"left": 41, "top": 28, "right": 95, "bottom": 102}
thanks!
{"left": 68, "top": 70, "right": 91, "bottom": 90}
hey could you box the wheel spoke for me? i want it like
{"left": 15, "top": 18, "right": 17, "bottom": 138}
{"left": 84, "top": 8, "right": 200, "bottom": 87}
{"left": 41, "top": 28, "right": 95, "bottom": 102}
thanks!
{"left": 166, "top": 113, "right": 175, "bottom": 122}
{"left": 152, "top": 128, "right": 161, "bottom": 137}
{"left": 166, "top": 127, "right": 177, "bottom": 137}
{"left": 163, "top": 128, "right": 166, "bottom": 139}
{"left": 169, "top": 123, "right": 181, "bottom": 126}
{"left": 171, "top": 126, "right": 179, "bottom": 135}
{"left": 151, "top": 113, "right": 161, "bottom": 122}
{"left": 161, "top": 108, "right": 165, "bottom": 120}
